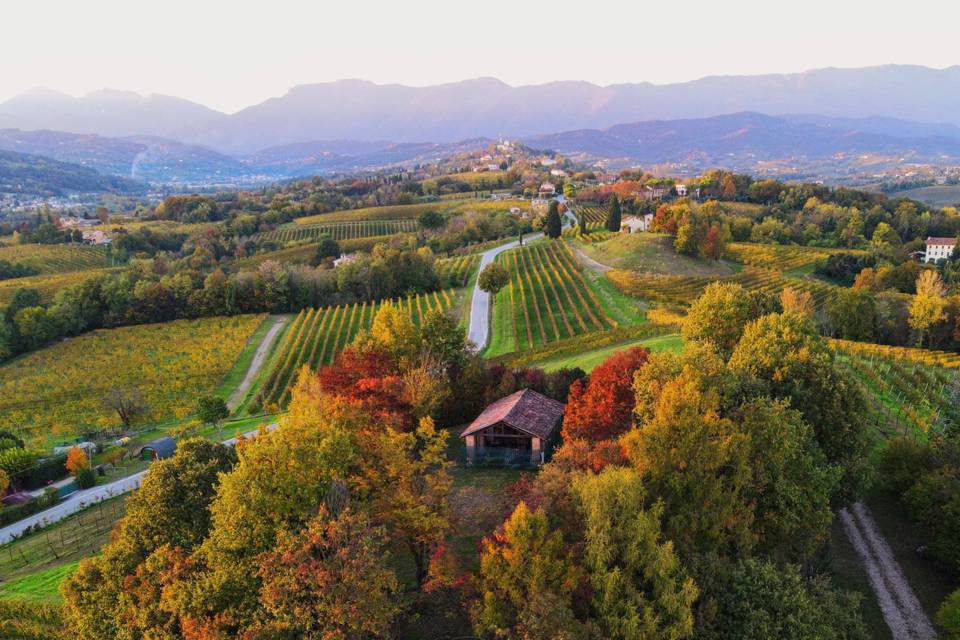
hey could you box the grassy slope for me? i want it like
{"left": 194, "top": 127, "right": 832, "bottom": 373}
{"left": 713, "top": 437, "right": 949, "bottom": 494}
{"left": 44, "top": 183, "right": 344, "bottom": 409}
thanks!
{"left": 0, "top": 562, "right": 78, "bottom": 602}
{"left": 536, "top": 334, "right": 683, "bottom": 372}
{"left": 579, "top": 233, "right": 733, "bottom": 277}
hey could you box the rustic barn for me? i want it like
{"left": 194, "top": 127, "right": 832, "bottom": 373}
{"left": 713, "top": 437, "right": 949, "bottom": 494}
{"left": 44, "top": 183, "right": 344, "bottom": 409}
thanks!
{"left": 460, "top": 388, "right": 564, "bottom": 467}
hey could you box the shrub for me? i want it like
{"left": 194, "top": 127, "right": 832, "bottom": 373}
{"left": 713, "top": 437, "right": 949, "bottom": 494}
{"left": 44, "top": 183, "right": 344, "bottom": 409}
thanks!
{"left": 75, "top": 468, "right": 97, "bottom": 489}
{"left": 17, "top": 454, "right": 67, "bottom": 490}
{"left": 0, "top": 446, "right": 37, "bottom": 478}
{"left": 938, "top": 589, "right": 960, "bottom": 640}
{"left": 0, "top": 489, "right": 58, "bottom": 527}
{"left": 65, "top": 446, "right": 90, "bottom": 477}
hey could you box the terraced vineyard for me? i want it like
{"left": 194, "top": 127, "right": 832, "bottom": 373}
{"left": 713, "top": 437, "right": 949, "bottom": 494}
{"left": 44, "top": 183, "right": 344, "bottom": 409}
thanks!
{"left": 258, "top": 290, "right": 457, "bottom": 407}
{"left": 832, "top": 340, "right": 960, "bottom": 438}
{"left": 607, "top": 266, "right": 841, "bottom": 308}
{"left": 436, "top": 254, "right": 480, "bottom": 287}
{"left": 0, "top": 244, "right": 108, "bottom": 274}
{"left": 255, "top": 219, "right": 417, "bottom": 244}
{"left": 564, "top": 229, "right": 615, "bottom": 244}
{"left": 0, "top": 268, "right": 120, "bottom": 305}
{"left": 494, "top": 242, "right": 619, "bottom": 352}
{"left": 724, "top": 243, "right": 866, "bottom": 271}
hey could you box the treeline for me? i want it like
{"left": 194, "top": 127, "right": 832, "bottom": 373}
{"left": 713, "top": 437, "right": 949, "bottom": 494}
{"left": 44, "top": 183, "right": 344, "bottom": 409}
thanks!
{"left": 0, "top": 242, "right": 440, "bottom": 361}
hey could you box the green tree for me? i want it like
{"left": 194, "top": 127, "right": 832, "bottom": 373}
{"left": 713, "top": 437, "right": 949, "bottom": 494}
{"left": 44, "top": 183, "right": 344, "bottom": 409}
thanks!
{"left": 314, "top": 235, "right": 341, "bottom": 262}
{"left": 606, "top": 195, "right": 622, "bottom": 232}
{"left": 418, "top": 210, "right": 445, "bottom": 229}
{"left": 196, "top": 395, "right": 229, "bottom": 435}
{"left": 61, "top": 439, "right": 237, "bottom": 639}
{"left": 681, "top": 282, "right": 757, "bottom": 359}
{"left": 728, "top": 312, "right": 868, "bottom": 486}
{"left": 478, "top": 262, "right": 510, "bottom": 295}
{"left": 573, "top": 467, "right": 698, "bottom": 640}
{"left": 697, "top": 559, "right": 867, "bottom": 640}
{"left": 545, "top": 200, "right": 563, "bottom": 238}
{"left": 938, "top": 589, "right": 960, "bottom": 640}
{"left": 472, "top": 501, "right": 586, "bottom": 639}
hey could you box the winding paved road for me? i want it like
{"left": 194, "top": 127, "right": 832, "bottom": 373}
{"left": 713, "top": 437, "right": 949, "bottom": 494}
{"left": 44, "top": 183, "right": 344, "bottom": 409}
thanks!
{"left": 0, "top": 424, "right": 277, "bottom": 545}
{"left": 467, "top": 197, "right": 577, "bottom": 350}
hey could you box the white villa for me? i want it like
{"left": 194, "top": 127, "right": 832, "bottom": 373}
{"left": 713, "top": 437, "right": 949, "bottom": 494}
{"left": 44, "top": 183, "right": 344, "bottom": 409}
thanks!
{"left": 924, "top": 236, "right": 957, "bottom": 263}
{"left": 621, "top": 213, "right": 654, "bottom": 233}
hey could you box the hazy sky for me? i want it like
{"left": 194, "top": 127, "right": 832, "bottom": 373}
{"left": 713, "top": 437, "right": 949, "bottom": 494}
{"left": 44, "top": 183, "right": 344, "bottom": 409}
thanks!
{"left": 4, "top": 0, "right": 959, "bottom": 113}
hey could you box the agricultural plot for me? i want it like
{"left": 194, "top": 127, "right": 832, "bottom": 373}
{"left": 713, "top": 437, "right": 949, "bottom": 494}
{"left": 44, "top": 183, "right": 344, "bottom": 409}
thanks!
{"left": 564, "top": 229, "right": 615, "bottom": 244}
{"left": 832, "top": 340, "right": 960, "bottom": 438}
{"left": 0, "top": 315, "right": 265, "bottom": 445}
{"left": 0, "top": 244, "right": 108, "bottom": 274}
{"left": 576, "top": 206, "right": 608, "bottom": 225}
{"left": 607, "top": 266, "right": 841, "bottom": 309}
{"left": 255, "top": 219, "right": 417, "bottom": 244}
{"left": 724, "top": 242, "right": 865, "bottom": 272}
{"left": 436, "top": 254, "right": 480, "bottom": 287}
{"left": 294, "top": 198, "right": 528, "bottom": 225}
{"left": 0, "top": 268, "right": 120, "bottom": 305}
{"left": 490, "top": 242, "right": 621, "bottom": 354}
{"left": 258, "top": 290, "right": 458, "bottom": 407}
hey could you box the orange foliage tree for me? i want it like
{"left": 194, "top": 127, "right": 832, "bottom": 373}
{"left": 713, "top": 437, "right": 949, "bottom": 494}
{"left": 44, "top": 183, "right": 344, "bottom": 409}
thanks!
{"left": 65, "top": 446, "right": 90, "bottom": 477}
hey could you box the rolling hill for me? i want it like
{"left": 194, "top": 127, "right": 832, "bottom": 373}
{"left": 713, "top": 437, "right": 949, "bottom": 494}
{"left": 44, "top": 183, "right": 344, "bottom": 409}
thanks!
{"left": 0, "top": 149, "right": 146, "bottom": 196}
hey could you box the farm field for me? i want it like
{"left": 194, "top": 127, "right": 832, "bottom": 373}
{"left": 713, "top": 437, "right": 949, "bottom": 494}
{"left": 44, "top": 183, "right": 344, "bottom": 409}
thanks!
{"left": 536, "top": 333, "right": 684, "bottom": 372}
{"left": 831, "top": 339, "right": 960, "bottom": 439}
{"left": 234, "top": 235, "right": 400, "bottom": 268}
{"left": 608, "top": 265, "right": 842, "bottom": 309}
{"left": 887, "top": 185, "right": 960, "bottom": 208}
{"left": 485, "top": 241, "right": 643, "bottom": 357}
{"left": 0, "top": 315, "right": 265, "bottom": 445}
{"left": 436, "top": 254, "right": 480, "bottom": 287}
{"left": 0, "top": 244, "right": 108, "bottom": 274}
{"left": 294, "top": 198, "right": 528, "bottom": 225}
{"left": 579, "top": 232, "right": 734, "bottom": 276}
{"left": 254, "top": 219, "right": 418, "bottom": 243}
{"left": 575, "top": 205, "right": 608, "bottom": 225}
{"left": 0, "top": 268, "right": 120, "bottom": 305}
{"left": 724, "top": 242, "right": 866, "bottom": 272}
{"left": 258, "top": 289, "right": 460, "bottom": 408}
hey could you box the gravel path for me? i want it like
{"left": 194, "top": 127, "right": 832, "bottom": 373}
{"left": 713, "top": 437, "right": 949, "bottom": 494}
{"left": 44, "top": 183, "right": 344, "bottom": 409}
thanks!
{"left": 227, "top": 316, "right": 288, "bottom": 410}
{"left": 840, "top": 502, "right": 936, "bottom": 640}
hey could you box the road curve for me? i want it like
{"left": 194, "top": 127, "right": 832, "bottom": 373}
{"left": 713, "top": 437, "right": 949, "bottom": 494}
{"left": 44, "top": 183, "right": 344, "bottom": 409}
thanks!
{"left": 467, "top": 197, "right": 577, "bottom": 350}
{"left": 0, "top": 424, "right": 277, "bottom": 545}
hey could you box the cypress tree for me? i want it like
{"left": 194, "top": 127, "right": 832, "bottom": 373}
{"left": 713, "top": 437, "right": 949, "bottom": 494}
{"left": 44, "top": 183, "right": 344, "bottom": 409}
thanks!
{"left": 606, "top": 195, "right": 622, "bottom": 232}
{"left": 545, "top": 201, "right": 562, "bottom": 239}
{"left": 579, "top": 211, "right": 589, "bottom": 236}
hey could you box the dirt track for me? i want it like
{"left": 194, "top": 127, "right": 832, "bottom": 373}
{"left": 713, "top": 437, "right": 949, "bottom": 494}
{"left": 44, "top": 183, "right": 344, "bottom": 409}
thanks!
{"left": 840, "top": 502, "right": 936, "bottom": 640}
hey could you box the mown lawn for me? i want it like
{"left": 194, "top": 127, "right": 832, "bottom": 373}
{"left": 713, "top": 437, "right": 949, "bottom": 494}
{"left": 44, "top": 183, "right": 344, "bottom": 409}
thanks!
{"left": 579, "top": 233, "right": 733, "bottom": 277}
{"left": 0, "top": 562, "right": 78, "bottom": 602}
{"left": 535, "top": 333, "right": 683, "bottom": 372}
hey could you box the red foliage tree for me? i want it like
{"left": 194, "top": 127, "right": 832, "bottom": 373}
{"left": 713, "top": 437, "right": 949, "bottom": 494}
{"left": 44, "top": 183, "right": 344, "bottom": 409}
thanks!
{"left": 561, "top": 347, "right": 650, "bottom": 443}
{"left": 316, "top": 347, "right": 414, "bottom": 430}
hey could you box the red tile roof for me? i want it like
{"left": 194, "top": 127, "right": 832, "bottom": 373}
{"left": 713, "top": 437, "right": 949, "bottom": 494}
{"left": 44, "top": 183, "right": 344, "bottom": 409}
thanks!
{"left": 460, "top": 388, "right": 565, "bottom": 440}
{"left": 926, "top": 236, "right": 957, "bottom": 246}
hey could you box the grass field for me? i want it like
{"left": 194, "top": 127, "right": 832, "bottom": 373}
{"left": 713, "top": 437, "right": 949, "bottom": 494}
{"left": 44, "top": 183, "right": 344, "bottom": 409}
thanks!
{"left": 579, "top": 233, "right": 734, "bottom": 277}
{"left": 485, "top": 241, "right": 644, "bottom": 357}
{"left": 535, "top": 334, "right": 683, "bottom": 372}
{"left": 258, "top": 290, "right": 460, "bottom": 408}
{"left": 294, "top": 199, "right": 528, "bottom": 225}
{"left": 0, "top": 315, "right": 265, "bottom": 445}
{"left": 0, "top": 244, "right": 109, "bottom": 274}
{"left": 254, "top": 219, "right": 418, "bottom": 244}
{"left": 0, "top": 562, "right": 78, "bottom": 602}
{"left": 0, "top": 267, "right": 121, "bottom": 305}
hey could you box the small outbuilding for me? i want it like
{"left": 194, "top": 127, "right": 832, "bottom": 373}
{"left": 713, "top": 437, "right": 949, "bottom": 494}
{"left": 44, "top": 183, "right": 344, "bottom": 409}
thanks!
{"left": 460, "top": 389, "right": 564, "bottom": 467}
{"left": 141, "top": 437, "right": 176, "bottom": 461}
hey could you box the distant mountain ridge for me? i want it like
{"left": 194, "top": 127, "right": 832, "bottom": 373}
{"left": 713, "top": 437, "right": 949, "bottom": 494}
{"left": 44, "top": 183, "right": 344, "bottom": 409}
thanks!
{"left": 5, "top": 65, "right": 960, "bottom": 153}
{"left": 524, "top": 112, "right": 960, "bottom": 165}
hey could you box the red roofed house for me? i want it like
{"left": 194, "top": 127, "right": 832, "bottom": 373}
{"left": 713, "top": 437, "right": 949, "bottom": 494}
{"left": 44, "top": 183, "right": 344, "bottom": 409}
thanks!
{"left": 924, "top": 236, "right": 957, "bottom": 263}
{"left": 460, "top": 388, "right": 564, "bottom": 467}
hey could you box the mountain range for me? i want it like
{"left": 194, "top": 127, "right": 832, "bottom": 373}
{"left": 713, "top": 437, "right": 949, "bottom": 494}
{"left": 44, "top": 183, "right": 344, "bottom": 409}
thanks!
{"left": 4, "top": 65, "right": 960, "bottom": 153}
{"left": 4, "top": 65, "right": 960, "bottom": 190}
